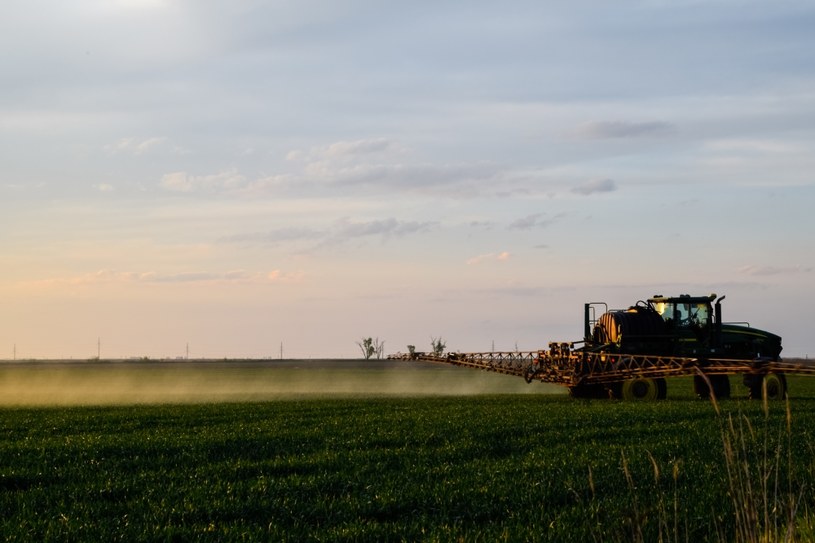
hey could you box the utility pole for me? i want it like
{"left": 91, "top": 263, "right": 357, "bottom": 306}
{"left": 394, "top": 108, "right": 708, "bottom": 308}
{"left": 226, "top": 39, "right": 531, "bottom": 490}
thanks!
{"left": 97, "top": 337, "right": 101, "bottom": 359}
{"left": 280, "top": 341, "right": 283, "bottom": 360}
{"left": 186, "top": 342, "right": 189, "bottom": 360}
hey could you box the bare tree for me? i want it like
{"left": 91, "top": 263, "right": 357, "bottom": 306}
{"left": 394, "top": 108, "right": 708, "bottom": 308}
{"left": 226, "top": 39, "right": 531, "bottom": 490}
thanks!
{"left": 357, "top": 337, "right": 375, "bottom": 360}
{"left": 357, "top": 337, "right": 386, "bottom": 360}
{"left": 431, "top": 336, "right": 446, "bottom": 356}
{"left": 374, "top": 337, "right": 385, "bottom": 359}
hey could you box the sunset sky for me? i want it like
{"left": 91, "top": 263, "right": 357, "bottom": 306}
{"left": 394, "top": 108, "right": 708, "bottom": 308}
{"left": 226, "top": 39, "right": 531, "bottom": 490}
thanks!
{"left": 2, "top": 0, "right": 813, "bottom": 359}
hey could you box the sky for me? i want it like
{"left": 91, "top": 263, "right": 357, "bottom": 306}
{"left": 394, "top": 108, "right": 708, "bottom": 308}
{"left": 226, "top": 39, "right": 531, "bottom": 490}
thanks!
{"left": 1, "top": 0, "right": 814, "bottom": 360}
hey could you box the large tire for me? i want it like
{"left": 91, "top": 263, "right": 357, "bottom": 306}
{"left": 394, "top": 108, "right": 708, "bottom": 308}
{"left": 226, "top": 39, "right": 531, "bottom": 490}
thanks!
{"left": 620, "top": 378, "right": 661, "bottom": 401}
{"left": 747, "top": 373, "right": 787, "bottom": 400}
{"left": 694, "top": 375, "right": 731, "bottom": 399}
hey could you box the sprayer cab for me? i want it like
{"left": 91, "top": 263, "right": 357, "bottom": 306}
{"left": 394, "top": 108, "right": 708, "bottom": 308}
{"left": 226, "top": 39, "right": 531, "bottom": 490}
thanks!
{"left": 649, "top": 293, "right": 722, "bottom": 344}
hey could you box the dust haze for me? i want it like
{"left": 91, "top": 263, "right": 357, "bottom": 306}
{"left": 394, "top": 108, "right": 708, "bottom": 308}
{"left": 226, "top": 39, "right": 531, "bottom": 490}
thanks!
{"left": 0, "top": 360, "right": 563, "bottom": 406}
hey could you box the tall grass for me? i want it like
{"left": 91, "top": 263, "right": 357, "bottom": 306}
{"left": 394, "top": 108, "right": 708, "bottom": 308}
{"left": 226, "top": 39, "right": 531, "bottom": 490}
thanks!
{"left": 612, "top": 374, "right": 814, "bottom": 543}
{"left": 716, "top": 388, "right": 806, "bottom": 542}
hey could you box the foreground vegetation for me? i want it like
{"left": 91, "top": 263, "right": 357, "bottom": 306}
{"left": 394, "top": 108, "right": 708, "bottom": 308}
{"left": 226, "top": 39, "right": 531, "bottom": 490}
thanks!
{"left": 1, "top": 377, "right": 815, "bottom": 541}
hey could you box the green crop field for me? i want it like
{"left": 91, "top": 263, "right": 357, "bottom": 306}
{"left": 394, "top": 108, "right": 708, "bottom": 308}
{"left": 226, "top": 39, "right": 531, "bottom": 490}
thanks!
{"left": 1, "top": 364, "right": 815, "bottom": 541}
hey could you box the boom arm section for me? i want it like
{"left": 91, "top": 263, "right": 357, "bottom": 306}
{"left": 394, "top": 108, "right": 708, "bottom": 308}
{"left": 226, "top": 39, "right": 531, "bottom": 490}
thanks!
{"left": 392, "top": 350, "right": 545, "bottom": 382}
{"left": 389, "top": 343, "right": 815, "bottom": 389}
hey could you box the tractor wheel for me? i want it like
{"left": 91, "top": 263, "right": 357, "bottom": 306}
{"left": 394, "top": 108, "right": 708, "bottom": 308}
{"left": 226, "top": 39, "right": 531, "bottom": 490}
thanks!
{"left": 694, "top": 375, "right": 731, "bottom": 400}
{"left": 747, "top": 373, "right": 787, "bottom": 400}
{"left": 620, "top": 378, "right": 661, "bottom": 401}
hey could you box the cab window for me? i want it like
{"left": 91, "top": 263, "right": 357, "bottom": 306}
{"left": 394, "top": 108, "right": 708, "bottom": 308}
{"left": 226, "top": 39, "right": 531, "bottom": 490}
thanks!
{"left": 652, "top": 300, "right": 710, "bottom": 327}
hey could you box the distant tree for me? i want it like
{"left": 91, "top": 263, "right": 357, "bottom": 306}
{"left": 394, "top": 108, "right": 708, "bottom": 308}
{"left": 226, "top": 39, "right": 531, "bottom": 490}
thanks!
{"left": 407, "top": 345, "right": 416, "bottom": 356}
{"left": 357, "top": 337, "right": 375, "bottom": 360}
{"left": 431, "top": 336, "right": 446, "bottom": 356}
{"left": 374, "top": 337, "right": 385, "bottom": 360}
{"left": 357, "top": 337, "right": 386, "bottom": 360}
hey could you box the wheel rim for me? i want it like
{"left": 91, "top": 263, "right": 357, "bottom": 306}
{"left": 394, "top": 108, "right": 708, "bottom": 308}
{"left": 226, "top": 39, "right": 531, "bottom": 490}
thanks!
{"left": 764, "top": 374, "right": 786, "bottom": 400}
{"left": 632, "top": 380, "right": 650, "bottom": 398}
{"left": 622, "top": 379, "right": 658, "bottom": 400}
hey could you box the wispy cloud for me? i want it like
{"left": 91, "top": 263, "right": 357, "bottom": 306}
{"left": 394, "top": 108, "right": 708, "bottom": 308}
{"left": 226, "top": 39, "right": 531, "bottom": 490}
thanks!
{"left": 164, "top": 138, "right": 506, "bottom": 198}
{"left": 22, "top": 268, "right": 302, "bottom": 288}
{"left": 466, "top": 251, "right": 511, "bottom": 265}
{"left": 332, "top": 217, "right": 435, "bottom": 240}
{"left": 156, "top": 137, "right": 646, "bottom": 201}
{"left": 575, "top": 121, "right": 673, "bottom": 139}
{"left": 286, "top": 138, "right": 403, "bottom": 162}
{"left": 104, "top": 137, "right": 167, "bottom": 155}
{"left": 508, "top": 213, "right": 563, "bottom": 230}
{"left": 704, "top": 139, "right": 799, "bottom": 154}
{"left": 221, "top": 227, "right": 325, "bottom": 245}
{"left": 322, "top": 138, "right": 402, "bottom": 159}
{"left": 221, "top": 217, "right": 438, "bottom": 249}
{"left": 469, "top": 220, "right": 495, "bottom": 229}
{"left": 738, "top": 264, "right": 812, "bottom": 276}
{"left": 161, "top": 170, "right": 246, "bottom": 193}
{"left": 571, "top": 178, "right": 616, "bottom": 196}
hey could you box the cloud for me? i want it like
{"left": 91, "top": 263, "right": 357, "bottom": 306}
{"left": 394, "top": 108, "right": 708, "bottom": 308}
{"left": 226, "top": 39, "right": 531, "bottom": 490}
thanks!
{"left": 221, "top": 227, "right": 325, "bottom": 245}
{"left": 156, "top": 137, "right": 611, "bottom": 201}
{"left": 469, "top": 220, "right": 495, "bottom": 229}
{"left": 571, "top": 178, "right": 616, "bottom": 196}
{"left": 509, "top": 213, "right": 544, "bottom": 230}
{"left": 104, "top": 137, "right": 167, "bottom": 155}
{"left": 163, "top": 137, "right": 498, "bottom": 197}
{"left": 267, "top": 269, "right": 302, "bottom": 282}
{"left": 325, "top": 138, "right": 399, "bottom": 158}
{"left": 160, "top": 172, "right": 195, "bottom": 192}
{"left": 508, "top": 213, "right": 563, "bottom": 230}
{"left": 704, "top": 139, "right": 799, "bottom": 154}
{"left": 244, "top": 173, "right": 299, "bottom": 194}
{"left": 153, "top": 138, "right": 530, "bottom": 200}
{"left": 575, "top": 121, "right": 673, "bottom": 139}
{"left": 221, "top": 217, "right": 438, "bottom": 250}
{"left": 295, "top": 157, "right": 499, "bottom": 195}
{"left": 22, "top": 268, "right": 301, "bottom": 288}
{"left": 738, "top": 265, "right": 812, "bottom": 276}
{"left": 287, "top": 138, "right": 403, "bottom": 163}
{"left": 332, "top": 217, "right": 435, "bottom": 240}
{"left": 94, "top": 183, "right": 114, "bottom": 192}
{"left": 274, "top": 138, "right": 503, "bottom": 197}
{"left": 466, "top": 252, "right": 511, "bottom": 265}
{"left": 160, "top": 170, "right": 246, "bottom": 193}
{"left": 143, "top": 271, "right": 232, "bottom": 283}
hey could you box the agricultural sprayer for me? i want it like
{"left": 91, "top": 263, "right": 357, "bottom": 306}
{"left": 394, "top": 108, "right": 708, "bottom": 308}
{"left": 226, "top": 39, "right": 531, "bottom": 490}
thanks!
{"left": 390, "top": 294, "right": 815, "bottom": 400}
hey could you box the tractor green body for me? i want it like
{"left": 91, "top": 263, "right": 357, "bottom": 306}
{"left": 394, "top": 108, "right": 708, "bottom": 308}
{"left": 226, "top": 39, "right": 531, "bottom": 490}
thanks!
{"left": 585, "top": 294, "right": 782, "bottom": 361}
